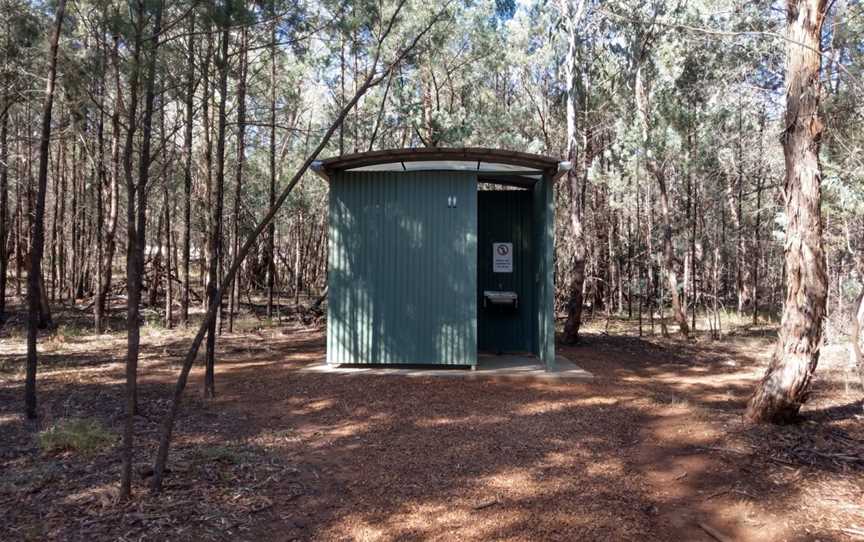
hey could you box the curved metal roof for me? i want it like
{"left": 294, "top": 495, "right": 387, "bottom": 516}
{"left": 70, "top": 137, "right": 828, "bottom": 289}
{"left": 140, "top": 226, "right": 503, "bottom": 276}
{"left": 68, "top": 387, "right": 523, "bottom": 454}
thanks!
{"left": 312, "top": 147, "right": 570, "bottom": 183}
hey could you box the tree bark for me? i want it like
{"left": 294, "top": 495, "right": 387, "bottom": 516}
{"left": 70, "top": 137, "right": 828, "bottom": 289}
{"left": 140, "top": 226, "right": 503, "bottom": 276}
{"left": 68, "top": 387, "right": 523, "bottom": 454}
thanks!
{"left": 560, "top": 0, "right": 589, "bottom": 345}
{"left": 266, "top": 11, "right": 277, "bottom": 318}
{"left": 652, "top": 162, "right": 689, "bottom": 338}
{"left": 746, "top": 0, "right": 829, "bottom": 423}
{"left": 181, "top": 13, "right": 195, "bottom": 327}
{"left": 852, "top": 290, "right": 864, "bottom": 390}
{"left": 95, "top": 38, "right": 122, "bottom": 334}
{"left": 24, "top": 0, "right": 65, "bottom": 420}
{"left": 164, "top": 182, "right": 173, "bottom": 329}
{"left": 753, "top": 110, "right": 765, "bottom": 326}
{"left": 0, "top": 104, "right": 9, "bottom": 322}
{"left": 228, "top": 25, "right": 248, "bottom": 333}
{"left": 200, "top": 29, "right": 213, "bottom": 312}
{"left": 205, "top": 10, "right": 231, "bottom": 398}
{"left": 94, "top": 40, "right": 107, "bottom": 331}
{"left": 121, "top": 0, "right": 163, "bottom": 499}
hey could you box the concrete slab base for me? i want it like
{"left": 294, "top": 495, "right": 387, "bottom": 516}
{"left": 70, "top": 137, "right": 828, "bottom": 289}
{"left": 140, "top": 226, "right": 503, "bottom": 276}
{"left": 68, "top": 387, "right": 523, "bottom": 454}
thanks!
{"left": 300, "top": 354, "right": 594, "bottom": 381}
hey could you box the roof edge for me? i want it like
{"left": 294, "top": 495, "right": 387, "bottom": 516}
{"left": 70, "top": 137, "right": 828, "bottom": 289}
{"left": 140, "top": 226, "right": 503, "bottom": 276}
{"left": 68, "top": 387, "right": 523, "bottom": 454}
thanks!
{"left": 317, "top": 147, "right": 565, "bottom": 175}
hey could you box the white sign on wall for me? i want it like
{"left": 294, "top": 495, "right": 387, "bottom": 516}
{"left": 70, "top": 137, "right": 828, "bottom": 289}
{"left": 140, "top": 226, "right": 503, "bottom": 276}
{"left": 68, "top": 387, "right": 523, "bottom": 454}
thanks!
{"left": 493, "top": 243, "right": 513, "bottom": 273}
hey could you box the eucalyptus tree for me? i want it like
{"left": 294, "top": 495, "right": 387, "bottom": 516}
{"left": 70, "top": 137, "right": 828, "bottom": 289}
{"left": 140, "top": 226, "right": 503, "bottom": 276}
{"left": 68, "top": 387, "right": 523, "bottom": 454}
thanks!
{"left": 120, "top": 0, "right": 165, "bottom": 499}
{"left": 559, "top": 0, "right": 590, "bottom": 344}
{"left": 746, "top": 0, "right": 831, "bottom": 423}
{"left": 24, "top": 0, "right": 66, "bottom": 420}
{"left": 204, "top": 0, "right": 234, "bottom": 399}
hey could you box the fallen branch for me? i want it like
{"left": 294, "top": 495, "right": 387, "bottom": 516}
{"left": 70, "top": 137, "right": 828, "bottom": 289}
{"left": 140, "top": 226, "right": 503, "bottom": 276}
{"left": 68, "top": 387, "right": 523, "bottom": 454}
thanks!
{"left": 698, "top": 522, "right": 734, "bottom": 542}
{"left": 473, "top": 499, "right": 499, "bottom": 510}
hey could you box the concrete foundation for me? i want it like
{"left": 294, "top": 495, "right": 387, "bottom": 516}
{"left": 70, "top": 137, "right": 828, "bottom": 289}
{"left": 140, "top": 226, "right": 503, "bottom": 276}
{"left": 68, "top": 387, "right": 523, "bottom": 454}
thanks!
{"left": 303, "top": 354, "right": 593, "bottom": 381}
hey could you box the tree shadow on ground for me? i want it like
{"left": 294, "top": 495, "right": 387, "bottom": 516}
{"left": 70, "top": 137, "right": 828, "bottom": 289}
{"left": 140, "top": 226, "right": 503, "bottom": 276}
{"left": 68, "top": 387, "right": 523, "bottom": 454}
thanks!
{"left": 1, "top": 323, "right": 862, "bottom": 541}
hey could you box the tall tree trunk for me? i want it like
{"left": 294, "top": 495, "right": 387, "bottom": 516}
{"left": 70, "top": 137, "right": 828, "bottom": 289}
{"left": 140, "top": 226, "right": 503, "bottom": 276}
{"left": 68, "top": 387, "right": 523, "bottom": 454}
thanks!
{"left": 95, "top": 37, "right": 122, "bottom": 334}
{"left": 164, "top": 183, "right": 173, "bottom": 329}
{"left": 852, "top": 289, "right": 864, "bottom": 390}
{"left": 635, "top": 60, "right": 688, "bottom": 338}
{"left": 181, "top": 13, "right": 195, "bottom": 327}
{"left": 69, "top": 142, "right": 78, "bottom": 301}
{"left": 205, "top": 12, "right": 231, "bottom": 398}
{"left": 652, "top": 163, "right": 689, "bottom": 338}
{"left": 24, "top": 0, "right": 65, "bottom": 420}
{"left": 200, "top": 29, "right": 213, "bottom": 312}
{"left": 53, "top": 136, "right": 65, "bottom": 302}
{"left": 228, "top": 26, "right": 248, "bottom": 333}
{"left": 746, "top": 0, "right": 829, "bottom": 423}
{"left": 688, "top": 111, "right": 698, "bottom": 332}
{"left": 121, "top": 0, "right": 163, "bottom": 499}
{"left": 14, "top": 118, "right": 22, "bottom": 298}
{"left": 150, "top": 206, "right": 163, "bottom": 307}
{"left": 49, "top": 138, "right": 58, "bottom": 300}
{"left": 119, "top": 12, "right": 143, "bottom": 497}
{"left": 753, "top": 110, "right": 765, "bottom": 326}
{"left": 266, "top": 11, "right": 277, "bottom": 318}
{"left": 294, "top": 211, "right": 303, "bottom": 305}
{"left": 94, "top": 40, "right": 107, "bottom": 331}
{"left": 0, "top": 104, "right": 9, "bottom": 322}
{"left": 561, "top": 0, "right": 589, "bottom": 345}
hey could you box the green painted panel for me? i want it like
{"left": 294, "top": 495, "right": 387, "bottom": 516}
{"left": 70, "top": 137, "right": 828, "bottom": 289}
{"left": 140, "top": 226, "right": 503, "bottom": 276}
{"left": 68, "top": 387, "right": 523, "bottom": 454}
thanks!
{"left": 533, "top": 175, "right": 556, "bottom": 368}
{"left": 328, "top": 171, "right": 477, "bottom": 365}
{"left": 477, "top": 191, "right": 534, "bottom": 353}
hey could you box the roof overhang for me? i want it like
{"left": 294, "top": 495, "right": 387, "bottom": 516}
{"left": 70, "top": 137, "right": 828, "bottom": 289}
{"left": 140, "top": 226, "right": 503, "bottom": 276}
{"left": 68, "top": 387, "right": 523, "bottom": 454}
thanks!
{"left": 312, "top": 147, "right": 571, "bottom": 185}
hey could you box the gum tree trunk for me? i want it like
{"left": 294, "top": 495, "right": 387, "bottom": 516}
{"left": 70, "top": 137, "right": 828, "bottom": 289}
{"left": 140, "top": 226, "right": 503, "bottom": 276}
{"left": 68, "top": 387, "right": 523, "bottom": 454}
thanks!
{"left": 746, "top": 0, "right": 829, "bottom": 423}
{"left": 24, "top": 0, "right": 65, "bottom": 419}
{"left": 205, "top": 12, "right": 231, "bottom": 398}
{"left": 95, "top": 37, "right": 122, "bottom": 334}
{"left": 852, "top": 290, "right": 864, "bottom": 389}
{"left": 121, "top": 0, "right": 163, "bottom": 499}
{"left": 0, "top": 104, "right": 9, "bottom": 322}
{"left": 266, "top": 11, "right": 277, "bottom": 318}
{"left": 181, "top": 13, "right": 194, "bottom": 327}
{"left": 228, "top": 26, "right": 248, "bottom": 333}
{"left": 652, "top": 163, "right": 689, "bottom": 338}
{"left": 560, "top": 0, "right": 589, "bottom": 344}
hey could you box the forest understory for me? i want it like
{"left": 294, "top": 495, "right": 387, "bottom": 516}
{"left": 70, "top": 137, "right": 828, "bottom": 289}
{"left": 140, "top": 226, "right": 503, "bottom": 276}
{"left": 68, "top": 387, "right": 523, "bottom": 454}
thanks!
{"left": 1, "top": 299, "right": 862, "bottom": 542}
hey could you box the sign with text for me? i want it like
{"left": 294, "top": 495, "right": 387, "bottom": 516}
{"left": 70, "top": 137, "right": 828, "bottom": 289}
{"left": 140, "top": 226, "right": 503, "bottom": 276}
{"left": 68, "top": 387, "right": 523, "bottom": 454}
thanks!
{"left": 493, "top": 243, "right": 513, "bottom": 273}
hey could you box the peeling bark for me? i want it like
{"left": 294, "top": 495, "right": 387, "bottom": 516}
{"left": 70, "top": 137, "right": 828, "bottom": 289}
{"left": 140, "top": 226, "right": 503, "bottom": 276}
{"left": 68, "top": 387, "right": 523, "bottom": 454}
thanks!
{"left": 746, "top": 0, "right": 829, "bottom": 423}
{"left": 561, "top": 0, "right": 589, "bottom": 345}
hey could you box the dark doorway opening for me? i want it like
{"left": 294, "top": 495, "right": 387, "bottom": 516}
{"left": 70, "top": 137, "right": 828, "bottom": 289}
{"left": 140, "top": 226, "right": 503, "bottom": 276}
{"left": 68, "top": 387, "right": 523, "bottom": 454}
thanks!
{"left": 477, "top": 189, "right": 535, "bottom": 354}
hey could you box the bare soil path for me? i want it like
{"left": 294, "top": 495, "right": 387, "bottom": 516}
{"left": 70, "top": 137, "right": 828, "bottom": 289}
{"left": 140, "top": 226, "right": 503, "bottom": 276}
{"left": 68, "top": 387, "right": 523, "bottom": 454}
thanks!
{"left": 1, "top": 317, "right": 862, "bottom": 541}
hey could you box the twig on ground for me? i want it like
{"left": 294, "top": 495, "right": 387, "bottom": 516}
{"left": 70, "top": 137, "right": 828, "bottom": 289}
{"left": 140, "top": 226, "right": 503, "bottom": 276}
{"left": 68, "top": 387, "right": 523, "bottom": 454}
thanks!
{"left": 698, "top": 522, "right": 734, "bottom": 542}
{"left": 473, "top": 499, "right": 499, "bottom": 510}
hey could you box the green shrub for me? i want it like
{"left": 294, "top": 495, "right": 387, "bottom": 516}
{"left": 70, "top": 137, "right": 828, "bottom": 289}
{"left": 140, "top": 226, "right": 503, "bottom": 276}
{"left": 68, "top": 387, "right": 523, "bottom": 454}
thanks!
{"left": 39, "top": 418, "right": 117, "bottom": 456}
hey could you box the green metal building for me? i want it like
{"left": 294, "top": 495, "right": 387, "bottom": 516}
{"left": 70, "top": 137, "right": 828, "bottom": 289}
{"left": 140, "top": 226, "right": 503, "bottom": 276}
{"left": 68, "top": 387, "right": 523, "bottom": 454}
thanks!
{"left": 312, "top": 148, "right": 569, "bottom": 370}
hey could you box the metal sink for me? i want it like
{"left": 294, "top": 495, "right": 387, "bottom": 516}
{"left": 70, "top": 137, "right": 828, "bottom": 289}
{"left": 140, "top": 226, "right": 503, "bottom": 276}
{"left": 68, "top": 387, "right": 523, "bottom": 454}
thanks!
{"left": 483, "top": 290, "right": 518, "bottom": 309}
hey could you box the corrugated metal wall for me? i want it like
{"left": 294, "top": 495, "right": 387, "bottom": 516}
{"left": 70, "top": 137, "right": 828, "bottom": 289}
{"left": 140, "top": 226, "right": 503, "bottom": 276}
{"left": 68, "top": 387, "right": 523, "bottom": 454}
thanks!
{"left": 477, "top": 191, "right": 535, "bottom": 353}
{"left": 327, "top": 171, "right": 478, "bottom": 365}
{"left": 533, "top": 174, "right": 556, "bottom": 368}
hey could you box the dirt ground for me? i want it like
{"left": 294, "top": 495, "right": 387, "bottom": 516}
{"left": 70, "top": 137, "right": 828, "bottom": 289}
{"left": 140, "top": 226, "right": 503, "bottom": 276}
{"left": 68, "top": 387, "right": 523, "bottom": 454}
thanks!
{"left": 1, "top": 311, "right": 863, "bottom": 541}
